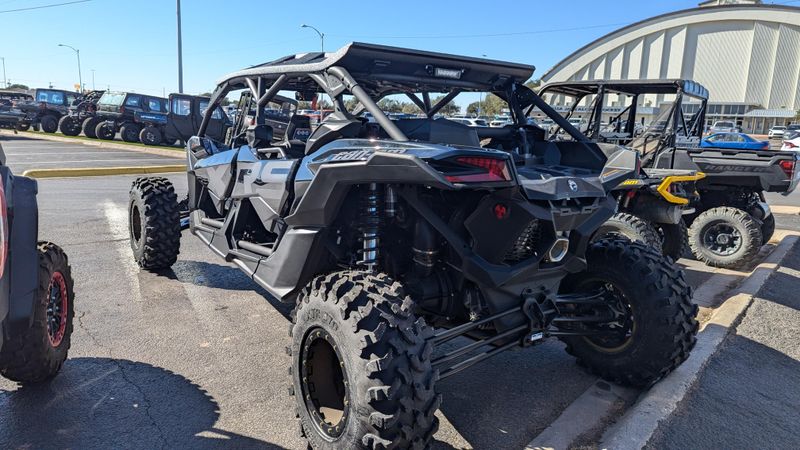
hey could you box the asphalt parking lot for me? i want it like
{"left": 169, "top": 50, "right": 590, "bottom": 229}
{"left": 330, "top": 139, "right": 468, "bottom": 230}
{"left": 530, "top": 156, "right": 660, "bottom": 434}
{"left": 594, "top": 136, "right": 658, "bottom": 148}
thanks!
{"left": 0, "top": 137, "right": 798, "bottom": 449}
{"left": 0, "top": 134, "right": 182, "bottom": 173}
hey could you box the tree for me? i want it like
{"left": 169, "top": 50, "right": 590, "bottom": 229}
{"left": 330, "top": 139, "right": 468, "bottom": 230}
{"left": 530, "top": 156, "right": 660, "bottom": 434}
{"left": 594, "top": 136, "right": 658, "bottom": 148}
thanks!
{"left": 344, "top": 97, "right": 360, "bottom": 112}
{"left": 377, "top": 98, "right": 404, "bottom": 113}
{"left": 402, "top": 102, "right": 421, "bottom": 115}
{"left": 466, "top": 94, "right": 506, "bottom": 117}
{"left": 6, "top": 83, "right": 28, "bottom": 91}
{"left": 431, "top": 95, "right": 460, "bottom": 116}
{"left": 524, "top": 78, "right": 542, "bottom": 91}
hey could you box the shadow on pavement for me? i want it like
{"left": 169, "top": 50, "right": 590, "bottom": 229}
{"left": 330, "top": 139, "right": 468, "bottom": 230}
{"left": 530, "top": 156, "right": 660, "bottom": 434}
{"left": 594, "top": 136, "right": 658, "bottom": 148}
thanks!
{"left": 0, "top": 357, "right": 286, "bottom": 449}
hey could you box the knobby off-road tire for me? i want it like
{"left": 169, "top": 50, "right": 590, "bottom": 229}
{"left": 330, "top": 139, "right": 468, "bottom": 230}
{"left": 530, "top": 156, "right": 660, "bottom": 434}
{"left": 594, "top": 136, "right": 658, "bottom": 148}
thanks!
{"left": 82, "top": 117, "right": 101, "bottom": 138}
{"left": 0, "top": 242, "right": 75, "bottom": 383}
{"left": 58, "top": 116, "right": 81, "bottom": 136}
{"left": 95, "top": 122, "right": 115, "bottom": 140}
{"left": 120, "top": 123, "right": 141, "bottom": 143}
{"left": 140, "top": 126, "right": 163, "bottom": 146}
{"left": 659, "top": 219, "right": 690, "bottom": 262}
{"left": 592, "top": 212, "right": 662, "bottom": 252}
{"left": 15, "top": 122, "right": 30, "bottom": 132}
{"left": 289, "top": 271, "right": 440, "bottom": 449}
{"left": 559, "top": 240, "right": 698, "bottom": 387}
{"left": 128, "top": 177, "right": 180, "bottom": 271}
{"left": 40, "top": 115, "right": 58, "bottom": 133}
{"left": 687, "top": 207, "right": 762, "bottom": 270}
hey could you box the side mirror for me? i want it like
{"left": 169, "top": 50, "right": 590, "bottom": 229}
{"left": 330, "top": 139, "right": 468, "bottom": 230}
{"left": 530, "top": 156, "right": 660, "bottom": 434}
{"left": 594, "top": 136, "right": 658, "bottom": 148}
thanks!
{"left": 187, "top": 136, "right": 218, "bottom": 159}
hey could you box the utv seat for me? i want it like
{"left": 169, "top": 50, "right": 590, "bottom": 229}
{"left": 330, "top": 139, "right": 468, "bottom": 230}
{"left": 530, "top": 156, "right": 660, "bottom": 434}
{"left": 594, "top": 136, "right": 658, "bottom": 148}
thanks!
{"left": 281, "top": 114, "right": 312, "bottom": 158}
{"left": 305, "top": 112, "right": 364, "bottom": 155}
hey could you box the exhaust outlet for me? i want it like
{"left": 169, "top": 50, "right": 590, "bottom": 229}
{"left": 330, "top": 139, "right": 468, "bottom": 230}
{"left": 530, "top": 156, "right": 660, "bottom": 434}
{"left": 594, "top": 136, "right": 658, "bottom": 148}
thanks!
{"left": 546, "top": 238, "right": 570, "bottom": 263}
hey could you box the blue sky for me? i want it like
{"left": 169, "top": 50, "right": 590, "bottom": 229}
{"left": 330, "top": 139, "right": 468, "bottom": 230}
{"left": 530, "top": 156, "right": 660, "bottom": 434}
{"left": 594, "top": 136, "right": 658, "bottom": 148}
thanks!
{"left": 1, "top": 0, "right": 706, "bottom": 103}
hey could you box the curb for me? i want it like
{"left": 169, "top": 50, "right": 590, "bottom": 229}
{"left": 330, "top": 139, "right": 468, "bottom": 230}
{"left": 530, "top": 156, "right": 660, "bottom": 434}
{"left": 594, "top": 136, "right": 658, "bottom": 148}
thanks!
{"left": 525, "top": 233, "right": 800, "bottom": 450}
{"left": 12, "top": 131, "right": 185, "bottom": 159}
{"left": 22, "top": 165, "right": 187, "bottom": 179}
{"left": 771, "top": 205, "right": 800, "bottom": 215}
{"left": 599, "top": 233, "right": 800, "bottom": 450}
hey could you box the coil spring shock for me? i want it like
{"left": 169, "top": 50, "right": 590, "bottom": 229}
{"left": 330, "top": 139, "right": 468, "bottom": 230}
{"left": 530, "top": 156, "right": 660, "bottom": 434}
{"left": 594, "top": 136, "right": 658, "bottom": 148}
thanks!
{"left": 358, "top": 183, "right": 382, "bottom": 271}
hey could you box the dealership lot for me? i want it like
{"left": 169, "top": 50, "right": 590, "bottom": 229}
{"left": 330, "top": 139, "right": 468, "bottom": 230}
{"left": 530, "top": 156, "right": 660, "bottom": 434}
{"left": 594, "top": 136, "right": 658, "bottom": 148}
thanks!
{"left": 0, "top": 137, "right": 797, "bottom": 449}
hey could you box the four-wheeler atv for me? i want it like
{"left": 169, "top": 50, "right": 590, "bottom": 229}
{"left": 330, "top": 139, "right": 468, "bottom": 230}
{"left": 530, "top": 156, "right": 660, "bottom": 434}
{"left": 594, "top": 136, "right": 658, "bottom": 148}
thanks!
{"left": 16, "top": 88, "right": 77, "bottom": 133}
{"left": 0, "top": 142, "right": 75, "bottom": 383}
{"left": 160, "top": 93, "right": 231, "bottom": 146}
{"left": 58, "top": 89, "right": 105, "bottom": 136}
{"left": 539, "top": 79, "right": 799, "bottom": 268}
{"left": 128, "top": 43, "right": 698, "bottom": 449}
{"left": 87, "top": 91, "right": 168, "bottom": 142}
{"left": 0, "top": 90, "right": 33, "bottom": 131}
{"left": 537, "top": 81, "right": 706, "bottom": 261}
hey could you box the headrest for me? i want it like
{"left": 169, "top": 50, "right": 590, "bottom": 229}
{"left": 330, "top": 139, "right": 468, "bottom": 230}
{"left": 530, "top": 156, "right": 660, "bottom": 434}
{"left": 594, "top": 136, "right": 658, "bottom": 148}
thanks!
{"left": 246, "top": 124, "right": 273, "bottom": 149}
{"left": 287, "top": 114, "right": 312, "bottom": 142}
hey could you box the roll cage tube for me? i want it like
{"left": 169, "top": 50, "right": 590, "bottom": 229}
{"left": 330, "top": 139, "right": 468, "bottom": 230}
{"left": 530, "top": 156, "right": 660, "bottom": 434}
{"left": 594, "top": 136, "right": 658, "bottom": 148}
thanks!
{"left": 527, "top": 89, "right": 589, "bottom": 142}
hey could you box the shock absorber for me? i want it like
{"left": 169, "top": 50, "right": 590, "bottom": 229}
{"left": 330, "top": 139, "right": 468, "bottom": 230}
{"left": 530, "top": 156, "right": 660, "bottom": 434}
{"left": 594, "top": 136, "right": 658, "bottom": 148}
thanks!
{"left": 358, "top": 183, "right": 382, "bottom": 272}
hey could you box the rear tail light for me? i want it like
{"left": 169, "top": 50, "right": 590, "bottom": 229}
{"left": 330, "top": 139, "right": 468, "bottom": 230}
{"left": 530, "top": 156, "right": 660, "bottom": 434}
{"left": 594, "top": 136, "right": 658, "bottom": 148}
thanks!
{"left": 445, "top": 156, "right": 511, "bottom": 183}
{"left": 779, "top": 160, "right": 795, "bottom": 179}
{"left": 0, "top": 177, "right": 7, "bottom": 278}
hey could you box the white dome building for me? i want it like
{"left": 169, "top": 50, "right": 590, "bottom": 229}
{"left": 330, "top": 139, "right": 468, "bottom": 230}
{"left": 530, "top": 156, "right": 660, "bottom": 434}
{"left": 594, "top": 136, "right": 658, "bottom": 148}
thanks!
{"left": 540, "top": 0, "right": 800, "bottom": 133}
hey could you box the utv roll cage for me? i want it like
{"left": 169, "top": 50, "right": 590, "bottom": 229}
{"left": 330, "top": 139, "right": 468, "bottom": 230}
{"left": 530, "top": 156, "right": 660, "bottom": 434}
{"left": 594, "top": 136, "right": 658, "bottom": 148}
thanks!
{"left": 538, "top": 79, "right": 709, "bottom": 165}
{"left": 199, "top": 42, "right": 588, "bottom": 146}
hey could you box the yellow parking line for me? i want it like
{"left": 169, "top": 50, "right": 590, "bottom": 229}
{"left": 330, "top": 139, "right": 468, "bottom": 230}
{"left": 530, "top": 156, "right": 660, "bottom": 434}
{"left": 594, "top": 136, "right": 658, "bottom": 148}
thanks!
{"left": 21, "top": 164, "right": 186, "bottom": 179}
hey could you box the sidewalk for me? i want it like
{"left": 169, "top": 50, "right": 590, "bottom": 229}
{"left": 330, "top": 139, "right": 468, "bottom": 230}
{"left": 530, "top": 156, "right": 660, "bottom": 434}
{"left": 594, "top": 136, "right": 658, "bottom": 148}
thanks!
{"left": 645, "top": 244, "right": 800, "bottom": 449}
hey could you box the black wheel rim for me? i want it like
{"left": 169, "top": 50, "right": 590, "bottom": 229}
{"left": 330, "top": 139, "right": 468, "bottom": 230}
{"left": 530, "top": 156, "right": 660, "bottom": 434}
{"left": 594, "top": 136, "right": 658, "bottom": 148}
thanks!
{"left": 569, "top": 279, "right": 636, "bottom": 353}
{"left": 130, "top": 203, "right": 142, "bottom": 249}
{"left": 300, "top": 327, "right": 349, "bottom": 440}
{"left": 701, "top": 221, "right": 742, "bottom": 256}
{"left": 47, "top": 272, "right": 68, "bottom": 347}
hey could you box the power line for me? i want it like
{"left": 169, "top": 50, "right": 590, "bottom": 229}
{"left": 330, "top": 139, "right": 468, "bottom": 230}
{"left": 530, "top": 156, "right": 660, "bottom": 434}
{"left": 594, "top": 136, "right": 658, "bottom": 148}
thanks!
{"left": 0, "top": 0, "right": 91, "bottom": 14}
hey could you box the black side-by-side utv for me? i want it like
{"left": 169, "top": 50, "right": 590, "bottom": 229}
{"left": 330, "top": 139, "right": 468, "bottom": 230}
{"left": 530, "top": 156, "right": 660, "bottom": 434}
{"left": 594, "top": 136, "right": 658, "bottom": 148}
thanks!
{"left": 128, "top": 43, "right": 697, "bottom": 449}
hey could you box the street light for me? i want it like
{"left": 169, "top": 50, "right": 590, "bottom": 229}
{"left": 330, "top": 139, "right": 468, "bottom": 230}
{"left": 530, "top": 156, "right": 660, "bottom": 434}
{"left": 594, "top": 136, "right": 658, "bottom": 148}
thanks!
{"left": 58, "top": 43, "right": 82, "bottom": 93}
{"left": 0, "top": 57, "right": 6, "bottom": 88}
{"left": 91, "top": 69, "right": 95, "bottom": 90}
{"left": 478, "top": 54, "right": 488, "bottom": 117}
{"left": 301, "top": 24, "right": 325, "bottom": 52}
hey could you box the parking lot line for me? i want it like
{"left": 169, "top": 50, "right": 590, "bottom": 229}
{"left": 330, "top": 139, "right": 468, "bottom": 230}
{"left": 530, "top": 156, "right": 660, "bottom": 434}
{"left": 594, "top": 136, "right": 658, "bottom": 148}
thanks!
{"left": 22, "top": 165, "right": 186, "bottom": 178}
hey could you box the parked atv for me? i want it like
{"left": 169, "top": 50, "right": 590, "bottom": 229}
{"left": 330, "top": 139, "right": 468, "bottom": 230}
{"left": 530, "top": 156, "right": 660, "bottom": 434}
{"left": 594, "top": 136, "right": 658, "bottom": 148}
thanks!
{"left": 128, "top": 43, "right": 698, "bottom": 449}
{"left": 58, "top": 89, "right": 105, "bottom": 136}
{"left": 15, "top": 88, "right": 76, "bottom": 133}
{"left": 537, "top": 81, "right": 706, "bottom": 261}
{"left": 86, "top": 91, "right": 168, "bottom": 142}
{"left": 0, "top": 142, "right": 75, "bottom": 383}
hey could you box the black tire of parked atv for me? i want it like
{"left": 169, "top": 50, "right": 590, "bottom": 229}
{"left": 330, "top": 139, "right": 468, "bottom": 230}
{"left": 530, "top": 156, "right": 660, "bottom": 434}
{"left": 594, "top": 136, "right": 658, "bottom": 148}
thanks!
{"left": 0, "top": 242, "right": 75, "bottom": 384}
{"left": 120, "top": 123, "right": 141, "bottom": 143}
{"left": 82, "top": 117, "right": 101, "bottom": 138}
{"left": 95, "top": 122, "right": 115, "bottom": 140}
{"left": 58, "top": 116, "right": 81, "bottom": 136}
{"left": 687, "top": 207, "right": 762, "bottom": 270}
{"left": 40, "top": 115, "right": 58, "bottom": 133}
{"left": 128, "top": 177, "right": 181, "bottom": 270}
{"left": 760, "top": 214, "right": 775, "bottom": 244}
{"left": 139, "top": 126, "right": 163, "bottom": 146}
{"left": 289, "top": 271, "right": 440, "bottom": 450}
{"left": 659, "top": 219, "right": 690, "bottom": 262}
{"left": 15, "top": 122, "right": 30, "bottom": 132}
{"left": 558, "top": 240, "right": 698, "bottom": 387}
{"left": 592, "top": 212, "right": 662, "bottom": 253}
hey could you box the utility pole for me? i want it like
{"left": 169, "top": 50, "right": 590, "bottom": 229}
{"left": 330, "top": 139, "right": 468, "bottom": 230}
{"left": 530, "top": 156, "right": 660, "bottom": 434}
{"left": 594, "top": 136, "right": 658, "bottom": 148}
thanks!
{"left": 176, "top": 0, "right": 184, "bottom": 93}
{"left": 0, "top": 57, "right": 6, "bottom": 88}
{"left": 301, "top": 24, "right": 325, "bottom": 52}
{"left": 58, "top": 44, "right": 82, "bottom": 93}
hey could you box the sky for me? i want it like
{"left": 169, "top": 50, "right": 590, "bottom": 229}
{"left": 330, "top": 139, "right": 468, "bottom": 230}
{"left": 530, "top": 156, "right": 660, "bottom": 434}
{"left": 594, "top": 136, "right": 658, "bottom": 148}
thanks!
{"left": 0, "top": 0, "right": 719, "bottom": 107}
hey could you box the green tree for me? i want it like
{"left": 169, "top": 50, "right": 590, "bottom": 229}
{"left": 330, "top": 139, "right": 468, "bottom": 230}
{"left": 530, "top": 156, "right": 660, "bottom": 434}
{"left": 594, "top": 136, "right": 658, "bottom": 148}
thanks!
{"left": 378, "top": 98, "right": 404, "bottom": 113}
{"left": 466, "top": 94, "right": 506, "bottom": 117}
{"left": 6, "top": 83, "right": 28, "bottom": 91}
{"left": 402, "top": 102, "right": 421, "bottom": 114}
{"left": 431, "top": 95, "right": 460, "bottom": 116}
{"left": 344, "top": 97, "right": 360, "bottom": 112}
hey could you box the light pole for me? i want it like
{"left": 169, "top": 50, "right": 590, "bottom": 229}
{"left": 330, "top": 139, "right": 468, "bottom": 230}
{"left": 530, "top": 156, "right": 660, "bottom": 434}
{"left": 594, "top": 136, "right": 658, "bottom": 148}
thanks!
{"left": 91, "top": 69, "right": 95, "bottom": 90}
{"left": 301, "top": 24, "right": 324, "bottom": 52}
{"left": 478, "top": 54, "right": 487, "bottom": 117}
{"left": 176, "top": 0, "right": 184, "bottom": 93}
{"left": 58, "top": 44, "right": 82, "bottom": 93}
{"left": 0, "top": 57, "right": 6, "bottom": 88}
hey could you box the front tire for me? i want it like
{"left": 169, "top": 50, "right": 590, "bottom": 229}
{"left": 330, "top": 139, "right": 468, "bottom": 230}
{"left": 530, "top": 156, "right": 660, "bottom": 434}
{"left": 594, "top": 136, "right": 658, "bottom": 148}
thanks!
{"left": 687, "top": 207, "right": 762, "bottom": 269}
{"left": 128, "top": 177, "right": 181, "bottom": 270}
{"left": 40, "top": 115, "right": 58, "bottom": 133}
{"left": 559, "top": 240, "right": 698, "bottom": 387}
{"left": 15, "top": 122, "right": 30, "bottom": 132}
{"left": 0, "top": 242, "right": 75, "bottom": 384}
{"left": 58, "top": 116, "right": 81, "bottom": 136}
{"left": 289, "top": 271, "right": 439, "bottom": 449}
{"left": 95, "top": 122, "right": 115, "bottom": 140}
{"left": 82, "top": 117, "right": 101, "bottom": 138}
{"left": 592, "top": 212, "right": 662, "bottom": 252}
{"left": 139, "top": 126, "right": 163, "bottom": 146}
